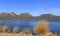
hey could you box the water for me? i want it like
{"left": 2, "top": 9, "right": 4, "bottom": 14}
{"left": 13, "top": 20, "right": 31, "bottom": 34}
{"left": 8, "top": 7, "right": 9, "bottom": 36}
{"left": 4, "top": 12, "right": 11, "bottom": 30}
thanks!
{"left": 0, "top": 20, "right": 60, "bottom": 33}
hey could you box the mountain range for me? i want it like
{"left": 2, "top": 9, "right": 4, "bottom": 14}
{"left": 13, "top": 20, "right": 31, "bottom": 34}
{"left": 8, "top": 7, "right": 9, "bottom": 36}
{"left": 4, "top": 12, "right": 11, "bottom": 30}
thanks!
{"left": 0, "top": 12, "right": 60, "bottom": 20}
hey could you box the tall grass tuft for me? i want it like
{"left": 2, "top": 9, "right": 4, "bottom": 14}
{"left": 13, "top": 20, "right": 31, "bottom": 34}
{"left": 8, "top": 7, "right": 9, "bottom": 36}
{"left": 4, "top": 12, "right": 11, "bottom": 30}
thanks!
{"left": 13, "top": 27, "right": 18, "bottom": 34}
{"left": 2, "top": 26, "right": 9, "bottom": 33}
{"left": 24, "top": 28, "right": 32, "bottom": 36}
{"left": 34, "top": 21, "right": 49, "bottom": 34}
{"left": 24, "top": 28, "right": 31, "bottom": 34}
{"left": 18, "top": 28, "right": 32, "bottom": 36}
{"left": 0, "top": 26, "right": 2, "bottom": 32}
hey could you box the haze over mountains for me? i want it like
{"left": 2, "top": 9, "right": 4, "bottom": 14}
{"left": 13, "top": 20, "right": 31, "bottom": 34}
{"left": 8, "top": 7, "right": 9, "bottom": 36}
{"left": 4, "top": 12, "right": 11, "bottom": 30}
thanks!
{"left": 0, "top": 12, "right": 60, "bottom": 20}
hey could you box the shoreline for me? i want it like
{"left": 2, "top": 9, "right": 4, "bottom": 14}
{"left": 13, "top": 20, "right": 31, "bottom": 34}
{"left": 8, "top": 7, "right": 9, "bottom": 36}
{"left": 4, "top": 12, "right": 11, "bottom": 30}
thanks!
{"left": 0, "top": 32, "right": 59, "bottom": 36}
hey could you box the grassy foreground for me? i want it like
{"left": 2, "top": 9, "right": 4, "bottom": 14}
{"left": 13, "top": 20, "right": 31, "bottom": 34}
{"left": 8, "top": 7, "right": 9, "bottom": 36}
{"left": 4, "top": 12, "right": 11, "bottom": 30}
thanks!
{"left": 0, "top": 21, "right": 57, "bottom": 36}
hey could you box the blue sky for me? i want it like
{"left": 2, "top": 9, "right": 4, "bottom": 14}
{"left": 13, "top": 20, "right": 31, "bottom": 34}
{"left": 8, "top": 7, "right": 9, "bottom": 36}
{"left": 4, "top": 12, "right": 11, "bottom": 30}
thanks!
{"left": 0, "top": 0, "right": 60, "bottom": 16}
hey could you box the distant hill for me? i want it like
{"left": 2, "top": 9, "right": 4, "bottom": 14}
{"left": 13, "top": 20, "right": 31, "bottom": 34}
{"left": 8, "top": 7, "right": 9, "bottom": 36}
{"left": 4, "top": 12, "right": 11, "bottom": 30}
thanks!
{"left": 0, "top": 12, "right": 60, "bottom": 20}
{"left": 38, "top": 14, "right": 60, "bottom": 20}
{"left": 17, "top": 12, "right": 34, "bottom": 20}
{"left": 8, "top": 12, "right": 17, "bottom": 18}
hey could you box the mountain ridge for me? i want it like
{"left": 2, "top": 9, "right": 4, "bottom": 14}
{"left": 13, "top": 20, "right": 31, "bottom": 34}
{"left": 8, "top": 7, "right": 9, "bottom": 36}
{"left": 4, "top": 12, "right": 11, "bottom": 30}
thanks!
{"left": 0, "top": 12, "right": 60, "bottom": 20}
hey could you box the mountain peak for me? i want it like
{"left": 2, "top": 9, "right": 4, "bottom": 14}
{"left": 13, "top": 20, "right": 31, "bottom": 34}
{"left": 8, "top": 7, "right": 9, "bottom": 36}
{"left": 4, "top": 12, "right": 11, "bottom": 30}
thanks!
{"left": 40, "top": 14, "right": 55, "bottom": 17}
{"left": 9, "top": 12, "right": 17, "bottom": 17}
{"left": 19, "top": 12, "right": 32, "bottom": 17}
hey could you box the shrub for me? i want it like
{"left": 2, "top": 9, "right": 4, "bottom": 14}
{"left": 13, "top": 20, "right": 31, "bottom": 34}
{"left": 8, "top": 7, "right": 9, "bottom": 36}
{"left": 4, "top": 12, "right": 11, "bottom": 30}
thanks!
{"left": 13, "top": 27, "right": 18, "bottom": 34}
{"left": 0, "top": 26, "right": 2, "bottom": 32}
{"left": 2, "top": 26, "right": 9, "bottom": 33}
{"left": 34, "top": 21, "right": 49, "bottom": 34}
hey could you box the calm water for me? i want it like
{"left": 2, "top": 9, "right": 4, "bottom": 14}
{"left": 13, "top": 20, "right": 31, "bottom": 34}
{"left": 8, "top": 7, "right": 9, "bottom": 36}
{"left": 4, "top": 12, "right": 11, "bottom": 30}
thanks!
{"left": 0, "top": 20, "right": 60, "bottom": 33}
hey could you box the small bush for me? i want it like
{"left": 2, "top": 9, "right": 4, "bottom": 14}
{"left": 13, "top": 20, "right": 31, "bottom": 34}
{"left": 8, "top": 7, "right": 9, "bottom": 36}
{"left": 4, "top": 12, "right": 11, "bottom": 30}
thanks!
{"left": 0, "top": 26, "right": 2, "bottom": 32}
{"left": 2, "top": 26, "right": 9, "bottom": 33}
{"left": 34, "top": 21, "right": 49, "bottom": 34}
{"left": 13, "top": 27, "right": 18, "bottom": 34}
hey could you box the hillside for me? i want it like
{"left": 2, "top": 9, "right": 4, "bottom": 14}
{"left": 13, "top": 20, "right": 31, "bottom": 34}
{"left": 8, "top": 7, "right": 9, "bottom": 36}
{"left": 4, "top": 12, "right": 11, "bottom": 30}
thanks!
{"left": 0, "top": 12, "right": 60, "bottom": 20}
{"left": 38, "top": 14, "right": 60, "bottom": 20}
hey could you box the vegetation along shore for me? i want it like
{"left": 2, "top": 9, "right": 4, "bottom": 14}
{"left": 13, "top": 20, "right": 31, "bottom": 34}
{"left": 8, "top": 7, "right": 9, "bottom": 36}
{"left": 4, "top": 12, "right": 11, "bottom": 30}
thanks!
{"left": 0, "top": 21, "right": 60, "bottom": 36}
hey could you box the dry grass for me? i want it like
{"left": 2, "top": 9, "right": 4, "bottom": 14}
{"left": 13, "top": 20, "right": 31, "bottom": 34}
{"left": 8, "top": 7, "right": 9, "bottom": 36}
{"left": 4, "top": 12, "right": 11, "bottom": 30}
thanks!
{"left": 0, "top": 26, "right": 2, "bottom": 32}
{"left": 0, "top": 21, "right": 52, "bottom": 36}
{"left": 2, "top": 26, "right": 9, "bottom": 33}
{"left": 0, "top": 26, "right": 32, "bottom": 36}
{"left": 13, "top": 27, "right": 18, "bottom": 34}
{"left": 18, "top": 28, "right": 32, "bottom": 36}
{"left": 34, "top": 21, "right": 49, "bottom": 34}
{"left": 24, "top": 28, "right": 31, "bottom": 34}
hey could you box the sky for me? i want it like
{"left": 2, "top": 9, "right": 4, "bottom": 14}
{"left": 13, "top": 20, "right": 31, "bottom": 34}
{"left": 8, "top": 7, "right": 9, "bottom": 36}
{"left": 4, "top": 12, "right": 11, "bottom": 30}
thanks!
{"left": 0, "top": 0, "right": 60, "bottom": 16}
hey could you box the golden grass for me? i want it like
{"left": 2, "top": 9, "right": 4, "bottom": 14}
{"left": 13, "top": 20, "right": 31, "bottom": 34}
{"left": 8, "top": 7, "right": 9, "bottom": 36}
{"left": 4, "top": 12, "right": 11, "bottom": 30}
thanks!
{"left": 0, "top": 32, "right": 53, "bottom": 36}
{"left": 24, "top": 28, "right": 31, "bottom": 34}
{"left": 0, "top": 26, "right": 2, "bottom": 32}
{"left": 24, "top": 28, "right": 32, "bottom": 36}
{"left": 34, "top": 21, "right": 49, "bottom": 34}
{"left": 0, "top": 21, "right": 51, "bottom": 36}
{"left": 2, "top": 26, "right": 9, "bottom": 33}
{"left": 13, "top": 27, "right": 18, "bottom": 34}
